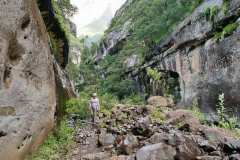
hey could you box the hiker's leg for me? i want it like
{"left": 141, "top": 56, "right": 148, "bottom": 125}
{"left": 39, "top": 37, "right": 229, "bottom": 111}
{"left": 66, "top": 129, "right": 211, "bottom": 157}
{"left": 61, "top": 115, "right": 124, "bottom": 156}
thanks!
{"left": 92, "top": 110, "right": 96, "bottom": 123}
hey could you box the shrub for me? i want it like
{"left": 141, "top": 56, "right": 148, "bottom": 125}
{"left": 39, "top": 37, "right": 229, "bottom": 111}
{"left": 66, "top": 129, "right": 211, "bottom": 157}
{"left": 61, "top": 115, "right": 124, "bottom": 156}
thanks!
{"left": 150, "top": 108, "right": 166, "bottom": 124}
{"left": 121, "top": 94, "right": 145, "bottom": 105}
{"left": 29, "top": 121, "right": 74, "bottom": 160}
{"left": 214, "top": 23, "right": 239, "bottom": 41}
{"left": 189, "top": 99, "right": 206, "bottom": 124}
{"left": 203, "top": 6, "right": 219, "bottom": 22}
{"left": 66, "top": 95, "right": 91, "bottom": 120}
{"left": 216, "top": 93, "right": 238, "bottom": 130}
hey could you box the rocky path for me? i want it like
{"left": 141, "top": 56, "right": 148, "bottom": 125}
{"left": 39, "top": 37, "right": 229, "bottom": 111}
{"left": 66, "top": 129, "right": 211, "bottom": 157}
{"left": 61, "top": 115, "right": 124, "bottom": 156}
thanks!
{"left": 70, "top": 124, "right": 103, "bottom": 160}
{"left": 69, "top": 96, "right": 240, "bottom": 160}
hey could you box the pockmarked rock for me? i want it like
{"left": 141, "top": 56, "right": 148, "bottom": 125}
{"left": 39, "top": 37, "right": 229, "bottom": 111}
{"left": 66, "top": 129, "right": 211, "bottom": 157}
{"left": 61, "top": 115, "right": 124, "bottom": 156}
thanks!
{"left": 147, "top": 96, "right": 174, "bottom": 107}
{"left": 136, "top": 143, "right": 176, "bottom": 160}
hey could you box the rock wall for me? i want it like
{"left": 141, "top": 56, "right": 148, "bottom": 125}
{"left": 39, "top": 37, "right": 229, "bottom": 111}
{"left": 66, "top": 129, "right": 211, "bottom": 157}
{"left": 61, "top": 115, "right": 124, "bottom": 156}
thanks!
{"left": 0, "top": 0, "right": 75, "bottom": 159}
{"left": 131, "top": 0, "right": 240, "bottom": 114}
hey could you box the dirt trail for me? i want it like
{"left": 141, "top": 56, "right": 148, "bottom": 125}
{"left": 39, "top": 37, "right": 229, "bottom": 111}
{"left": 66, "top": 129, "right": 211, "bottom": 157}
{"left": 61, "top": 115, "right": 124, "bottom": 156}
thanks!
{"left": 70, "top": 124, "right": 102, "bottom": 160}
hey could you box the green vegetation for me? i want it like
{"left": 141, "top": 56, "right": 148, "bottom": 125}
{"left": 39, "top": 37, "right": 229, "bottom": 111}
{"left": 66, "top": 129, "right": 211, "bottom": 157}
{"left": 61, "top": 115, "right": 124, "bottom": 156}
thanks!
{"left": 216, "top": 93, "right": 238, "bottom": 130}
{"left": 29, "top": 121, "right": 74, "bottom": 160}
{"left": 57, "top": 0, "right": 78, "bottom": 17}
{"left": 203, "top": 6, "right": 219, "bottom": 22}
{"left": 222, "top": 0, "right": 230, "bottom": 14}
{"left": 77, "top": 0, "right": 202, "bottom": 102}
{"left": 189, "top": 99, "right": 206, "bottom": 124}
{"left": 150, "top": 108, "right": 167, "bottom": 124}
{"left": 187, "top": 94, "right": 240, "bottom": 137}
{"left": 214, "top": 23, "right": 239, "bottom": 41}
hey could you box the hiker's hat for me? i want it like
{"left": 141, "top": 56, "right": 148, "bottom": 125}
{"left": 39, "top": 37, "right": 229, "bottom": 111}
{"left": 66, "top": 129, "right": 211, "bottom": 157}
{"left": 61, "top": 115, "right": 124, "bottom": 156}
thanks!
{"left": 93, "top": 93, "right": 97, "bottom": 97}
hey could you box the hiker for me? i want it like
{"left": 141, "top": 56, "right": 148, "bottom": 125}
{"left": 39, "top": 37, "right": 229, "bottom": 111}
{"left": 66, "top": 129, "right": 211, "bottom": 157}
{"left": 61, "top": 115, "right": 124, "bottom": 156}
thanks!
{"left": 89, "top": 93, "right": 100, "bottom": 123}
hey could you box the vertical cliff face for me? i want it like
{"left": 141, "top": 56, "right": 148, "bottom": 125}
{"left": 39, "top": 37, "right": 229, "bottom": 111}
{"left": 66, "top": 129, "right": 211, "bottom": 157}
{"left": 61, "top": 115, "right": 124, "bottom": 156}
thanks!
{"left": 0, "top": 0, "right": 75, "bottom": 159}
{"left": 95, "top": 0, "right": 240, "bottom": 114}
{"left": 131, "top": 0, "right": 240, "bottom": 114}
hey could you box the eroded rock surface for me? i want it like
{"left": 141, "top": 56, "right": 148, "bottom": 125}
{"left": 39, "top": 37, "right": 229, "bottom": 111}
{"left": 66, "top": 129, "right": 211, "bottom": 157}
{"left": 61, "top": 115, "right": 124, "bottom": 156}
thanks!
{"left": 130, "top": 0, "right": 240, "bottom": 114}
{"left": 0, "top": 0, "right": 75, "bottom": 159}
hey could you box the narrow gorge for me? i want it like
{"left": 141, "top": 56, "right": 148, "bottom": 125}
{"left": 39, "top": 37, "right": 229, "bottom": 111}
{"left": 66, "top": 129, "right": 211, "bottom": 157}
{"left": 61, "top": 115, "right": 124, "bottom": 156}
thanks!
{"left": 0, "top": 0, "right": 240, "bottom": 160}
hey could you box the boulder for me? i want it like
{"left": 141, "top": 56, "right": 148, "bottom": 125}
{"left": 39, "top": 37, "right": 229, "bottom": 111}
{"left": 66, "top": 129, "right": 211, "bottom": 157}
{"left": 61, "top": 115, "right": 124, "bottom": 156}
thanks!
{"left": 124, "top": 54, "right": 140, "bottom": 69}
{"left": 176, "top": 136, "right": 202, "bottom": 160}
{"left": 148, "top": 132, "right": 168, "bottom": 144}
{"left": 111, "top": 155, "right": 135, "bottom": 160}
{"left": 229, "top": 154, "right": 240, "bottom": 160}
{"left": 82, "top": 152, "right": 111, "bottom": 160}
{"left": 136, "top": 143, "right": 176, "bottom": 160}
{"left": 120, "top": 134, "right": 139, "bottom": 154}
{"left": 98, "top": 129, "right": 116, "bottom": 147}
{"left": 201, "top": 127, "right": 233, "bottom": 143}
{"left": 223, "top": 139, "right": 240, "bottom": 154}
{"left": 0, "top": 0, "right": 56, "bottom": 159}
{"left": 147, "top": 96, "right": 174, "bottom": 107}
{"left": 196, "top": 156, "right": 222, "bottom": 160}
{"left": 166, "top": 110, "right": 202, "bottom": 132}
{"left": 132, "top": 116, "right": 152, "bottom": 136}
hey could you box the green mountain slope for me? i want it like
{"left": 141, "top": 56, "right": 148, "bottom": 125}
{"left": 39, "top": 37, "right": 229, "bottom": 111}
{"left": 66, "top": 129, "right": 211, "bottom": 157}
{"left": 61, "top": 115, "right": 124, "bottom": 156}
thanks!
{"left": 79, "top": 0, "right": 202, "bottom": 100}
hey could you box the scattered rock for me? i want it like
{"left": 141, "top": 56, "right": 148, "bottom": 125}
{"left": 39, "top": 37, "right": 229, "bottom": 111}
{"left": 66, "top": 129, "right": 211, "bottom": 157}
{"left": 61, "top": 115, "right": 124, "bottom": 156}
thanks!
{"left": 120, "top": 134, "right": 139, "bottom": 154}
{"left": 98, "top": 129, "right": 116, "bottom": 147}
{"left": 201, "top": 127, "right": 232, "bottom": 143}
{"left": 198, "top": 140, "right": 217, "bottom": 152}
{"left": 196, "top": 156, "right": 222, "bottom": 160}
{"left": 132, "top": 116, "right": 152, "bottom": 136}
{"left": 229, "top": 154, "right": 240, "bottom": 160}
{"left": 147, "top": 96, "right": 174, "bottom": 107}
{"left": 136, "top": 143, "right": 176, "bottom": 160}
{"left": 223, "top": 139, "right": 240, "bottom": 153}
{"left": 82, "top": 152, "right": 110, "bottom": 160}
{"left": 166, "top": 110, "right": 201, "bottom": 132}
{"left": 176, "top": 135, "right": 202, "bottom": 160}
{"left": 111, "top": 155, "right": 135, "bottom": 160}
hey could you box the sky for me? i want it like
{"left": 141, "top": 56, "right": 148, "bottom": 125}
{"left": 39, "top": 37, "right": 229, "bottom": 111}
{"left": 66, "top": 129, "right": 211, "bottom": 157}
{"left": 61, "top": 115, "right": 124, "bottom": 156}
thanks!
{"left": 70, "top": 0, "right": 126, "bottom": 36}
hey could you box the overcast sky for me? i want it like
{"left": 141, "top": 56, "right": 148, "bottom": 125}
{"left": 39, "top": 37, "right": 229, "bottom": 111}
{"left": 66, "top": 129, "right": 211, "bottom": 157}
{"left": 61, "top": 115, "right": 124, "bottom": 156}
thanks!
{"left": 71, "top": 0, "right": 126, "bottom": 36}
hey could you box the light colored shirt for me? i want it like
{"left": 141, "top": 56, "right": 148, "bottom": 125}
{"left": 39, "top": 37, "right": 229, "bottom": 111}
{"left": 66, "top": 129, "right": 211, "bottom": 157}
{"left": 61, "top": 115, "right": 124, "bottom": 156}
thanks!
{"left": 89, "top": 97, "right": 100, "bottom": 111}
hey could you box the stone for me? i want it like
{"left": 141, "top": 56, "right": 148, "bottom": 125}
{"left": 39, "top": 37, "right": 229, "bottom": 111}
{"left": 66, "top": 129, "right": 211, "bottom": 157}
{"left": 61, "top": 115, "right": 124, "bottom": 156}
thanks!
{"left": 196, "top": 156, "right": 222, "bottom": 160}
{"left": 0, "top": 0, "right": 76, "bottom": 159}
{"left": 120, "top": 134, "right": 139, "bottom": 155}
{"left": 124, "top": 54, "right": 140, "bottom": 69}
{"left": 175, "top": 135, "right": 202, "bottom": 160}
{"left": 98, "top": 129, "right": 116, "bottom": 146}
{"left": 229, "top": 154, "right": 240, "bottom": 160}
{"left": 210, "top": 151, "right": 222, "bottom": 157}
{"left": 201, "top": 127, "right": 233, "bottom": 143}
{"left": 136, "top": 143, "right": 176, "bottom": 160}
{"left": 223, "top": 140, "right": 240, "bottom": 153}
{"left": 0, "top": 1, "right": 57, "bottom": 159}
{"left": 82, "top": 152, "right": 111, "bottom": 160}
{"left": 111, "top": 155, "right": 135, "bottom": 160}
{"left": 147, "top": 96, "right": 174, "bottom": 107}
{"left": 132, "top": 116, "right": 152, "bottom": 136}
{"left": 166, "top": 110, "right": 202, "bottom": 133}
{"left": 198, "top": 140, "right": 217, "bottom": 152}
{"left": 148, "top": 132, "right": 168, "bottom": 144}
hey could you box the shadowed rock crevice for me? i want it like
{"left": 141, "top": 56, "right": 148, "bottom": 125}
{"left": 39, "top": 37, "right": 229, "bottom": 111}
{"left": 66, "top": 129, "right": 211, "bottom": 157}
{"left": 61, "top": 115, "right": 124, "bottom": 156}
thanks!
{"left": 0, "top": 131, "right": 7, "bottom": 137}
{"left": 7, "top": 36, "right": 25, "bottom": 65}
{"left": 21, "top": 14, "right": 31, "bottom": 30}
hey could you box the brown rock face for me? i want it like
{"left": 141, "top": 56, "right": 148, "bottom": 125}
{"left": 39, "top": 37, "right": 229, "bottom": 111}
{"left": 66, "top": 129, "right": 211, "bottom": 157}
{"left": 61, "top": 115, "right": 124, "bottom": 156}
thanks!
{"left": 131, "top": 0, "right": 240, "bottom": 115}
{"left": 0, "top": 0, "right": 60, "bottom": 159}
{"left": 147, "top": 96, "right": 174, "bottom": 107}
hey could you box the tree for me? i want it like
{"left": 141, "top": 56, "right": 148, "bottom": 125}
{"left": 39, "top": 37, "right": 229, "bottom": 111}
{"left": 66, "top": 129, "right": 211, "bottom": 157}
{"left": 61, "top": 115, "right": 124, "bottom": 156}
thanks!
{"left": 57, "top": 0, "right": 78, "bottom": 17}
